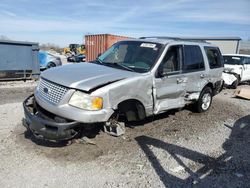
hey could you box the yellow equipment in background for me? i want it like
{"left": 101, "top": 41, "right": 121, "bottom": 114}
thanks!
{"left": 63, "top": 44, "right": 85, "bottom": 57}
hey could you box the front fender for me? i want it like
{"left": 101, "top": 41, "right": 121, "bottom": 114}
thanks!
{"left": 92, "top": 74, "right": 154, "bottom": 116}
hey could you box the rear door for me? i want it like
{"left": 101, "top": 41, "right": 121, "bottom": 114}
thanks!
{"left": 181, "top": 45, "right": 207, "bottom": 95}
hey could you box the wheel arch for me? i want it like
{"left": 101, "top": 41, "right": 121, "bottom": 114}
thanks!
{"left": 46, "top": 61, "right": 56, "bottom": 69}
{"left": 116, "top": 99, "right": 146, "bottom": 122}
{"left": 204, "top": 82, "right": 213, "bottom": 90}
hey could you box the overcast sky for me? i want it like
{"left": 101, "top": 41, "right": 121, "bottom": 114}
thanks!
{"left": 0, "top": 0, "right": 249, "bottom": 47}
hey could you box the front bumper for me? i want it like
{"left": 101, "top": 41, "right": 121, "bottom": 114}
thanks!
{"left": 34, "top": 89, "right": 113, "bottom": 123}
{"left": 23, "top": 95, "right": 80, "bottom": 141}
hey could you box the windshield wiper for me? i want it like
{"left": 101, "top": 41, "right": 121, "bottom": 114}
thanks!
{"left": 96, "top": 57, "right": 104, "bottom": 64}
{"left": 96, "top": 59, "right": 134, "bottom": 72}
{"left": 111, "top": 63, "right": 135, "bottom": 72}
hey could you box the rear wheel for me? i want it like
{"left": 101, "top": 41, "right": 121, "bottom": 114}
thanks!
{"left": 194, "top": 87, "right": 213, "bottom": 113}
{"left": 47, "top": 62, "right": 56, "bottom": 69}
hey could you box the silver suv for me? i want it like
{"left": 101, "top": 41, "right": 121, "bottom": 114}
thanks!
{"left": 23, "top": 37, "right": 224, "bottom": 141}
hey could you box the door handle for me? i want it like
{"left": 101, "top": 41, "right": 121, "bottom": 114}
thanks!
{"left": 177, "top": 78, "right": 186, "bottom": 84}
{"left": 200, "top": 74, "right": 206, "bottom": 78}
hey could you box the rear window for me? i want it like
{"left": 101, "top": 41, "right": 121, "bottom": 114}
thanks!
{"left": 205, "top": 47, "right": 223, "bottom": 69}
{"left": 183, "top": 45, "right": 205, "bottom": 72}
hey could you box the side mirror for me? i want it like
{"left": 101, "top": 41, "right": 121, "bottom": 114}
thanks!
{"left": 157, "top": 67, "right": 167, "bottom": 78}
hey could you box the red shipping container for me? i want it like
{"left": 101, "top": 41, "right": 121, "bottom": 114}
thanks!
{"left": 85, "top": 34, "right": 131, "bottom": 62}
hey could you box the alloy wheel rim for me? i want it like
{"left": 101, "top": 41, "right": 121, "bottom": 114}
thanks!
{"left": 201, "top": 93, "right": 211, "bottom": 110}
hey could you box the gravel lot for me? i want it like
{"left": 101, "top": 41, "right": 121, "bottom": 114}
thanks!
{"left": 0, "top": 81, "right": 249, "bottom": 188}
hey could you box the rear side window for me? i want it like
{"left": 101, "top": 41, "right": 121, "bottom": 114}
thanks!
{"left": 245, "top": 57, "right": 250, "bottom": 64}
{"left": 205, "top": 47, "right": 223, "bottom": 69}
{"left": 183, "top": 45, "right": 205, "bottom": 72}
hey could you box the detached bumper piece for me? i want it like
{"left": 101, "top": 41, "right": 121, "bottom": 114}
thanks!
{"left": 104, "top": 120, "right": 125, "bottom": 137}
{"left": 23, "top": 95, "right": 80, "bottom": 141}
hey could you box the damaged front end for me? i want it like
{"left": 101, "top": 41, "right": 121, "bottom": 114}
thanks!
{"left": 23, "top": 95, "right": 81, "bottom": 141}
{"left": 222, "top": 68, "right": 238, "bottom": 86}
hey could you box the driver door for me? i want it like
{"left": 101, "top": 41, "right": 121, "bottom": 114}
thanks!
{"left": 153, "top": 45, "right": 187, "bottom": 114}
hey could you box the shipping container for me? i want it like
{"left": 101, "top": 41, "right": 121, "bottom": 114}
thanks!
{"left": 85, "top": 34, "right": 131, "bottom": 61}
{"left": 0, "top": 40, "right": 40, "bottom": 80}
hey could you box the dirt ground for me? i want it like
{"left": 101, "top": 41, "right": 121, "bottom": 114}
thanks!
{"left": 0, "top": 81, "right": 250, "bottom": 188}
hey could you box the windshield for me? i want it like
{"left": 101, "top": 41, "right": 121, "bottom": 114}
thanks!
{"left": 98, "top": 41, "right": 163, "bottom": 73}
{"left": 223, "top": 56, "right": 244, "bottom": 65}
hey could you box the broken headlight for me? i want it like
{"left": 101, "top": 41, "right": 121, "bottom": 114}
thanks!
{"left": 69, "top": 91, "right": 103, "bottom": 110}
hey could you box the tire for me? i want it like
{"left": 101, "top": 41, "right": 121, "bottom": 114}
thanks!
{"left": 231, "top": 75, "right": 240, "bottom": 89}
{"left": 219, "top": 81, "right": 224, "bottom": 92}
{"left": 194, "top": 87, "right": 213, "bottom": 113}
{"left": 46, "top": 62, "right": 56, "bottom": 69}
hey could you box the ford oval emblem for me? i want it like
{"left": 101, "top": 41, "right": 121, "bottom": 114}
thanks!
{"left": 43, "top": 87, "right": 49, "bottom": 94}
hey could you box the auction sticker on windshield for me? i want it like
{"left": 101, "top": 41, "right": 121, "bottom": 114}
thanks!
{"left": 140, "top": 43, "right": 156, "bottom": 48}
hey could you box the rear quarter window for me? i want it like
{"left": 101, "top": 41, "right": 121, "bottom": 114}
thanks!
{"left": 205, "top": 47, "right": 223, "bottom": 69}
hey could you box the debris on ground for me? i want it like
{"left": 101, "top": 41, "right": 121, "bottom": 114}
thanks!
{"left": 1, "top": 83, "right": 250, "bottom": 188}
{"left": 76, "top": 136, "right": 96, "bottom": 145}
{"left": 235, "top": 87, "right": 250, "bottom": 100}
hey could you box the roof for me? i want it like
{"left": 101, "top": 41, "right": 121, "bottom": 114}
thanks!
{"left": 139, "top": 36, "right": 241, "bottom": 43}
{"left": 126, "top": 37, "right": 212, "bottom": 46}
{"left": 180, "top": 37, "right": 242, "bottom": 41}
{"left": 223, "top": 54, "right": 250, "bottom": 57}
{"left": 0, "top": 39, "right": 39, "bottom": 46}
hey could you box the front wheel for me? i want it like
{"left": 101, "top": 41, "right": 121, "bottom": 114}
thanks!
{"left": 194, "top": 87, "right": 213, "bottom": 113}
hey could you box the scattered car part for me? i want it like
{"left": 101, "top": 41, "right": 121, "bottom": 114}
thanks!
{"left": 104, "top": 114, "right": 126, "bottom": 136}
{"left": 235, "top": 88, "right": 250, "bottom": 100}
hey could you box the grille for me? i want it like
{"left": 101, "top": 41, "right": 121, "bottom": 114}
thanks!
{"left": 38, "top": 78, "right": 69, "bottom": 104}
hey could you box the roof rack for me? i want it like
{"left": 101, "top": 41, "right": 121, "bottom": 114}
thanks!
{"left": 139, "top": 36, "right": 208, "bottom": 43}
{"left": 139, "top": 36, "right": 181, "bottom": 40}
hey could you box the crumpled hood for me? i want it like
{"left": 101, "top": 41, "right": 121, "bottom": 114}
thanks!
{"left": 41, "top": 63, "right": 139, "bottom": 92}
